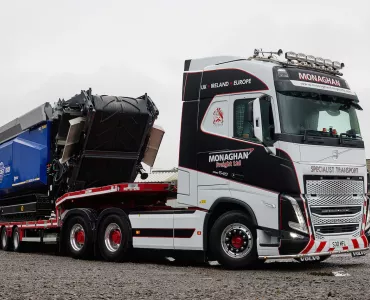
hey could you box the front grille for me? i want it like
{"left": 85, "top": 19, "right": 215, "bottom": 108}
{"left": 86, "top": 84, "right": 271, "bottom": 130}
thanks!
{"left": 315, "top": 224, "right": 359, "bottom": 235}
{"left": 311, "top": 213, "right": 362, "bottom": 225}
{"left": 304, "top": 177, "right": 365, "bottom": 239}
{"left": 306, "top": 179, "right": 364, "bottom": 195}
{"left": 310, "top": 206, "right": 362, "bottom": 216}
{"left": 306, "top": 195, "right": 364, "bottom": 207}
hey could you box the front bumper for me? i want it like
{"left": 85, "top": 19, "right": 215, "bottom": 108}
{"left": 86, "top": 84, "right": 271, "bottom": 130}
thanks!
{"left": 259, "top": 247, "right": 369, "bottom": 260}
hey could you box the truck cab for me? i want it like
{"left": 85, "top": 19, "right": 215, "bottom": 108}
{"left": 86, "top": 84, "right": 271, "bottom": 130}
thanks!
{"left": 178, "top": 50, "right": 368, "bottom": 264}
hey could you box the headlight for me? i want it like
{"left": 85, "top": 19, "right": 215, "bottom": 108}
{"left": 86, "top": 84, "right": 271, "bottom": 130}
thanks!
{"left": 286, "top": 195, "right": 308, "bottom": 234}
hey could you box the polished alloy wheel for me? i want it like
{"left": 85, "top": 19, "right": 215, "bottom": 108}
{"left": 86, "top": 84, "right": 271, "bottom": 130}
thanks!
{"left": 104, "top": 223, "right": 122, "bottom": 253}
{"left": 70, "top": 224, "right": 85, "bottom": 252}
{"left": 221, "top": 223, "right": 253, "bottom": 259}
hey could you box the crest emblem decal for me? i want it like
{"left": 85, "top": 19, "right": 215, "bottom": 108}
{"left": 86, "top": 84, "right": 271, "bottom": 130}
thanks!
{"left": 213, "top": 108, "right": 224, "bottom": 126}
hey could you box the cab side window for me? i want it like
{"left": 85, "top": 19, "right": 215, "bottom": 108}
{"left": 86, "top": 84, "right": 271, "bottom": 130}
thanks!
{"left": 234, "top": 99, "right": 258, "bottom": 142}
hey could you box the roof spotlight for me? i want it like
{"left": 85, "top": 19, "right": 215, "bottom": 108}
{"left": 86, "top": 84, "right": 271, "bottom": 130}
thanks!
{"left": 306, "top": 55, "right": 315, "bottom": 64}
{"left": 285, "top": 52, "right": 297, "bottom": 60}
{"left": 324, "top": 59, "right": 333, "bottom": 68}
{"left": 315, "top": 57, "right": 325, "bottom": 66}
{"left": 296, "top": 53, "right": 307, "bottom": 62}
{"left": 333, "top": 61, "right": 345, "bottom": 70}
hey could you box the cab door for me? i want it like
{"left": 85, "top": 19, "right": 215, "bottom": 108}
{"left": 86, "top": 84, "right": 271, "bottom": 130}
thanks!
{"left": 196, "top": 95, "right": 231, "bottom": 209}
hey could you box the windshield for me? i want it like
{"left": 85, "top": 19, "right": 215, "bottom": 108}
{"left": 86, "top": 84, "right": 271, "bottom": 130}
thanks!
{"left": 277, "top": 92, "right": 361, "bottom": 136}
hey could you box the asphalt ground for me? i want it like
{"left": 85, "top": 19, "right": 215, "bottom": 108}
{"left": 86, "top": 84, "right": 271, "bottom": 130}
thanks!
{"left": 0, "top": 247, "right": 368, "bottom": 300}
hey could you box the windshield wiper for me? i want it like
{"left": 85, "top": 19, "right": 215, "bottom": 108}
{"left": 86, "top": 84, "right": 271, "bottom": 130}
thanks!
{"left": 339, "top": 132, "right": 362, "bottom": 146}
{"left": 303, "top": 130, "right": 325, "bottom": 144}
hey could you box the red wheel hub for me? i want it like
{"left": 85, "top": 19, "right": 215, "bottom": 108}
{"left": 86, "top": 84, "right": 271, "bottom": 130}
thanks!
{"left": 231, "top": 235, "right": 243, "bottom": 249}
{"left": 111, "top": 230, "right": 121, "bottom": 244}
{"left": 75, "top": 230, "right": 85, "bottom": 244}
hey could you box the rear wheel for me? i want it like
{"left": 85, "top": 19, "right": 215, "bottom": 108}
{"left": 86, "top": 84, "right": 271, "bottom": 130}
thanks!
{"left": 12, "top": 227, "right": 22, "bottom": 252}
{"left": 98, "top": 214, "right": 131, "bottom": 262}
{"left": 1, "top": 227, "right": 10, "bottom": 251}
{"left": 66, "top": 216, "right": 93, "bottom": 259}
{"left": 209, "top": 211, "right": 258, "bottom": 269}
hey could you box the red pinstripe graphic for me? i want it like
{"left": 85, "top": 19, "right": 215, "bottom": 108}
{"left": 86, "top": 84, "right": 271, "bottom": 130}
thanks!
{"left": 55, "top": 183, "right": 171, "bottom": 207}
{"left": 328, "top": 247, "right": 335, "bottom": 252}
{"left": 352, "top": 239, "right": 360, "bottom": 249}
{"left": 301, "top": 239, "right": 315, "bottom": 254}
{"left": 361, "top": 235, "right": 368, "bottom": 248}
{"left": 315, "top": 241, "right": 327, "bottom": 253}
{"left": 343, "top": 246, "right": 349, "bottom": 250}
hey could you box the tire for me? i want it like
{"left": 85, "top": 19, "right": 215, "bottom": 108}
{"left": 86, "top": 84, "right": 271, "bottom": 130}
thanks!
{"left": 98, "top": 214, "right": 131, "bottom": 262}
{"left": 65, "top": 216, "right": 93, "bottom": 259}
{"left": 1, "top": 227, "right": 10, "bottom": 251}
{"left": 294, "top": 255, "right": 331, "bottom": 264}
{"left": 12, "top": 227, "right": 22, "bottom": 252}
{"left": 209, "top": 211, "right": 258, "bottom": 269}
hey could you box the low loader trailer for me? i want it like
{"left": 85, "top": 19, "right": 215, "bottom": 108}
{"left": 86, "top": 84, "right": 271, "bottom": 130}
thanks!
{"left": 0, "top": 49, "right": 369, "bottom": 269}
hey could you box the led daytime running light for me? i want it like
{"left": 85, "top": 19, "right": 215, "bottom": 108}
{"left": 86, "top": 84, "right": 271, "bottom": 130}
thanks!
{"left": 286, "top": 195, "right": 308, "bottom": 234}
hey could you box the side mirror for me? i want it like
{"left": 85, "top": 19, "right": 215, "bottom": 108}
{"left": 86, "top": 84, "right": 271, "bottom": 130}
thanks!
{"left": 253, "top": 98, "right": 263, "bottom": 141}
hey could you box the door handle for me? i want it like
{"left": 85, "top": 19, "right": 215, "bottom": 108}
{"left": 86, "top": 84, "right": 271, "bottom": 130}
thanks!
{"left": 232, "top": 173, "right": 244, "bottom": 180}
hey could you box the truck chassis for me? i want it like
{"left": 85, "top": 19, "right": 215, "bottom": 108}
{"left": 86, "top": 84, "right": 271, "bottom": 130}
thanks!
{"left": 0, "top": 182, "right": 368, "bottom": 268}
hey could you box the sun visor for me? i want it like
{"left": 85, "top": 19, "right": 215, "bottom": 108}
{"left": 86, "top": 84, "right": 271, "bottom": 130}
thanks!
{"left": 274, "top": 67, "right": 359, "bottom": 102}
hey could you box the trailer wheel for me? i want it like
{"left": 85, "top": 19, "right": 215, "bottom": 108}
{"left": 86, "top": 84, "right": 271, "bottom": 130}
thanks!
{"left": 66, "top": 216, "right": 93, "bottom": 259}
{"left": 209, "top": 211, "right": 258, "bottom": 269}
{"left": 98, "top": 214, "right": 131, "bottom": 262}
{"left": 12, "top": 227, "right": 22, "bottom": 252}
{"left": 1, "top": 227, "right": 10, "bottom": 251}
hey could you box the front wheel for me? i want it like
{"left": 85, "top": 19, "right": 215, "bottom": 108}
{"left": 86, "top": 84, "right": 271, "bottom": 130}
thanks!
{"left": 209, "top": 211, "right": 258, "bottom": 269}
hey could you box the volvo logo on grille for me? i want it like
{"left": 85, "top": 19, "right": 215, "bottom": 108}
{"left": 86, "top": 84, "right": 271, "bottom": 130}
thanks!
{"left": 332, "top": 150, "right": 339, "bottom": 160}
{"left": 321, "top": 208, "right": 350, "bottom": 214}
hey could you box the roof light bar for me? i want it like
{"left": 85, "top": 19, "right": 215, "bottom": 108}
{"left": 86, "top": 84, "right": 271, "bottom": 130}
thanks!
{"left": 256, "top": 49, "right": 345, "bottom": 74}
{"left": 284, "top": 51, "right": 345, "bottom": 74}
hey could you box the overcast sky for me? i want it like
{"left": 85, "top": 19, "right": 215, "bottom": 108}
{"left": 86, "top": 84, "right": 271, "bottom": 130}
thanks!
{"left": 0, "top": 0, "right": 369, "bottom": 169}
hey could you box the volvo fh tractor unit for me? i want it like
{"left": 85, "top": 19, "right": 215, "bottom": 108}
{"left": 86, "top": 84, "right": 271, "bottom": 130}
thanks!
{"left": 0, "top": 50, "right": 368, "bottom": 270}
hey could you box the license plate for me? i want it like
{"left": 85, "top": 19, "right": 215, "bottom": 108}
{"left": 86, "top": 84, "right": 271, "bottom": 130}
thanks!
{"left": 330, "top": 239, "right": 348, "bottom": 249}
{"left": 352, "top": 251, "right": 366, "bottom": 257}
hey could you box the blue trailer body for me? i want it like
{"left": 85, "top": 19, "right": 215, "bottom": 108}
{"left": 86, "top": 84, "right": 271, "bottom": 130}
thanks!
{"left": 0, "top": 122, "right": 51, "bottom": 196}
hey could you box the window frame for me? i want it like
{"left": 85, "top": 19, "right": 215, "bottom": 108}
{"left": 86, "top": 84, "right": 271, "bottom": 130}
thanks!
{"left": 233, "top": 98, "right": 261, "bottom": 143}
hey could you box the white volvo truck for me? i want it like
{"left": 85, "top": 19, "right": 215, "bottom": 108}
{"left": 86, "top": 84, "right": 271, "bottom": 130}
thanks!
{"left": 0, "top": 49, "right": 368, "bottom": 269}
